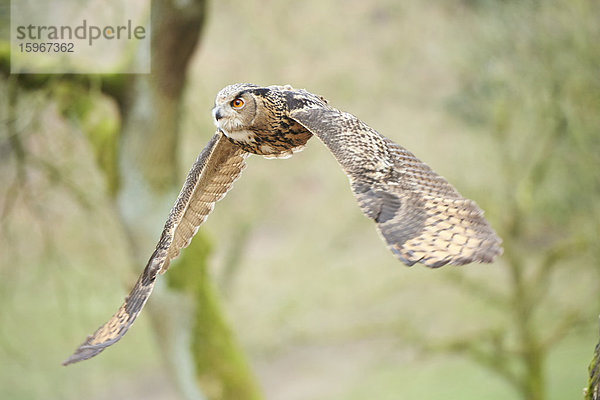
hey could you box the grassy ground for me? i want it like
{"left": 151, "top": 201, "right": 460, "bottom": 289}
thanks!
{"left": 1, "top": 0, "right": 598, "bottom": 399}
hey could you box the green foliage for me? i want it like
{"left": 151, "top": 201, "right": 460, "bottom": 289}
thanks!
{"left": 450, "top": 0, "right": 600, "bottom": 229}
{"left": 0, "top": 40, "right": 9, "bottom": 75}
{"left": 445, "top": 1, "right": 600, "bottom": 399}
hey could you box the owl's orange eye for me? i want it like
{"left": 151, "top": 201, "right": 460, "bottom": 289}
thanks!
{"left": 231, "top": 98, "right": 245, "bottom": 109}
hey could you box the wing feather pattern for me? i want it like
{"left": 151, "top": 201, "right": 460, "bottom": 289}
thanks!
{"left": 290, "top": 106, "right": 502, "bottom": 268}
{"left": 63, "top": 131, "right": 248, "bottom": 365}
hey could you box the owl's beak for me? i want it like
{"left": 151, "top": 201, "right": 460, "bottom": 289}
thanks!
{"left": 212, "top": 107, "right": 223, "bottom": 122}
{"left": 212, "top": 107, "right": 224, "bottom": 129}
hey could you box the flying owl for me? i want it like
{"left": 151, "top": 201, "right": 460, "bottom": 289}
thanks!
{"left": 63, "top": 83, "right": 502, "bottom": 365}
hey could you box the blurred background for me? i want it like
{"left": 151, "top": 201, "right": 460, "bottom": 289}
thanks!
{"left": 1, "top": 0, "right": 599, "bottom": 399}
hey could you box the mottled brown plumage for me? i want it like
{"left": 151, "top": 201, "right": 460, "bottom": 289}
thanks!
{"left": 63, "top": 83, "right": 502, "bottom": 365}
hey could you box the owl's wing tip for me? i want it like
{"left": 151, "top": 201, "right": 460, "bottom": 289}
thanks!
{"left": 62, "top": 330, "right": 125, "bottom": 366}
{"left": 62, "top": 343, "right": 104, "bottom": 366}
{"left": 61, "top": 351, "right": 94, "bottom": 366}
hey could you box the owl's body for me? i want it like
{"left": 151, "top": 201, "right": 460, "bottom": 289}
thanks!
{"left": 63, "top": 83, "right": 502, "bottom": 365}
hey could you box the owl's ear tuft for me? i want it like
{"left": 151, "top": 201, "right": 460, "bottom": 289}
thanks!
{"left": 248, "top": 88, "right": 270, "bottom": 97}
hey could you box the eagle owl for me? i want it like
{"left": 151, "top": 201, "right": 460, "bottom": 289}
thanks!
{"left": 63, "top": 83, "right": 502, "bottom": 365}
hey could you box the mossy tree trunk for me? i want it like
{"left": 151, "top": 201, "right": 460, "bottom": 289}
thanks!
{"left": 586, "top": 317, "right": 600, "bottom": 400}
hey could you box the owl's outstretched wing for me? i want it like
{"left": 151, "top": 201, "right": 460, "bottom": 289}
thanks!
{"left": 63, "top": 131, "right": 248, "bottom": 365}
{"left": 290, "top": 106, "right": 502, "bottom": 268}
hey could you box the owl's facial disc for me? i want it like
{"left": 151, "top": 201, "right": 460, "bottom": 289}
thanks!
{"left": 212, "top": 91, "right": 258, "bottom": 143}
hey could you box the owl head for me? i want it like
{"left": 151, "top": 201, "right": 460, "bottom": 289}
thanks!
{"left": 212, "top": 83, "right": 300, "bottom": 139}
{"left": 211, "top": 83, "right": 265, "bottom": 137}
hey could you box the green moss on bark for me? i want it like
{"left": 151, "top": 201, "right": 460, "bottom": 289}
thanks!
{"left": 168, "top": 233, "right": 263, "bottom": 400}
